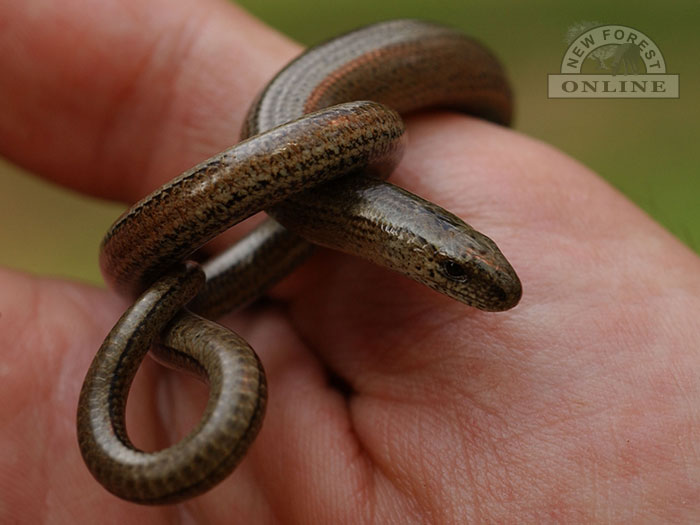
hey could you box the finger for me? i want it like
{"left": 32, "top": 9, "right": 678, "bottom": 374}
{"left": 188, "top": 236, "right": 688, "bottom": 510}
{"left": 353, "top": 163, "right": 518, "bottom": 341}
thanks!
{"left": 0, "top": 0, "right": 299, "bottom": 201}
{"left": 0, "top": 267, "right": 182, "bottom": 520}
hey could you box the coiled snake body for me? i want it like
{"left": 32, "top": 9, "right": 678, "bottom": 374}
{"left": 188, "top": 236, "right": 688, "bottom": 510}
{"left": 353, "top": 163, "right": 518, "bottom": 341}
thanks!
{"left": 77, "top": 19, "right": 521, "bottom": 504}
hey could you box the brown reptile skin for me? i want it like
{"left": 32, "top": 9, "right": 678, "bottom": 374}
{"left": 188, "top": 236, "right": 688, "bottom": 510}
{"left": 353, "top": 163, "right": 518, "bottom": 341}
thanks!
{"left": 78, "top": 19, "right": 521, "bottom": 504}
{"left": 100, "top": 102, "right": 405, "bottom": 297}
{"left": 77, "top": 262, "right": 266, "bottom": 504}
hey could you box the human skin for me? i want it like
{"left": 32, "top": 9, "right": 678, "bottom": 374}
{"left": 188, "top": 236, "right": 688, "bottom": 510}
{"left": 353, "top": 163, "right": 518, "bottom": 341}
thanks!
{"left": 0, "top": 0, "right": 699, "bottom": 523}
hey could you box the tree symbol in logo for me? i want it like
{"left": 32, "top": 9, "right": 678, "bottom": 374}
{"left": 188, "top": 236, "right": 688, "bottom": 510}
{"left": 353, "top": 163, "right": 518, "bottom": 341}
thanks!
{"left": 610, "top": 44, "right": 643, "bottom": 75}
{"left": 565, "top": 22, "right": 646, "bottom": 75}
{"left": 586, "top": 43, "right": 645, "bottom": 75}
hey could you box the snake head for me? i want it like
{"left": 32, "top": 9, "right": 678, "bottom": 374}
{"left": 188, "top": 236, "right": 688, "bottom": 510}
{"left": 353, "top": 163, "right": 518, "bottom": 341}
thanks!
{"left": 397, "top": 194, "right": 522, "bottom": 312}
{"left": 271, "top": 174, "right": 522, "bottom": 312}
{"left": 430, "top": 226, "right": 522, "bottom": 311}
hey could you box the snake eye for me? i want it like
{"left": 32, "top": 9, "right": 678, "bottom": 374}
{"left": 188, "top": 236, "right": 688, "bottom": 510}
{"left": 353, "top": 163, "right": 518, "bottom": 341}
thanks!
{"left": 439, "top": 260, "right": 469, "bottom": 282}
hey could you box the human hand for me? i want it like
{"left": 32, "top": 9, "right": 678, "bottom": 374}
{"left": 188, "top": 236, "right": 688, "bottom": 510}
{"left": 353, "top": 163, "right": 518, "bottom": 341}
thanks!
{"left": 1, "top": 0, "right": 699, "bottom": 522}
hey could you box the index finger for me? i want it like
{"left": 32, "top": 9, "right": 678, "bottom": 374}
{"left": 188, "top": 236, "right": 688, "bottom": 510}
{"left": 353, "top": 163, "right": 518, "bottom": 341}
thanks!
{"left": 0, "top": 0, "right": 298, "bottom": 201}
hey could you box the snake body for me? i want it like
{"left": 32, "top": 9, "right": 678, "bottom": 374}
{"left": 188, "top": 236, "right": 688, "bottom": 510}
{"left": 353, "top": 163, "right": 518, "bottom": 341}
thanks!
{"left": 78, "top": 19, "right": 521, "bottom": 504}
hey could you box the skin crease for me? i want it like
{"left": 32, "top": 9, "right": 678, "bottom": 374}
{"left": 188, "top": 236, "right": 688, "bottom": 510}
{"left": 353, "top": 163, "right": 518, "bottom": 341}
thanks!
{"left": 0, "top": 0, "right": 699, "bottom": 522}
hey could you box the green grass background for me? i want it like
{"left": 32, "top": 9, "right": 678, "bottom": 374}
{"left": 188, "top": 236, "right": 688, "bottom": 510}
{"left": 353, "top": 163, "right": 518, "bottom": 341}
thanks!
{"left": 1, "top": 0, "right": 698, "bottom": 286}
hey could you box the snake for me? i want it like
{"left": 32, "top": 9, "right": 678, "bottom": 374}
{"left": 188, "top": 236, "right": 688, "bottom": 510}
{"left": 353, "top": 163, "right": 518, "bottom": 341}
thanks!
{"left": 77, "top": 19, "right": 522, "bottom": 504}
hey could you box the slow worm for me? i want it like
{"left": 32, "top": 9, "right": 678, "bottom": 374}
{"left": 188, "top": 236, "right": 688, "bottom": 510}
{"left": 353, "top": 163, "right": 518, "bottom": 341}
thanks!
{"left": 78, "top": 19, "right": 522, "bottom": 504}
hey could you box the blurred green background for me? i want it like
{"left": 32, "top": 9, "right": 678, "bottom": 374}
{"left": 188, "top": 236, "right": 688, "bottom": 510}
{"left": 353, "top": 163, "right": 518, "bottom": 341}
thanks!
{"left": 1, "top": 0, "right": 698, "bottom": 286}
